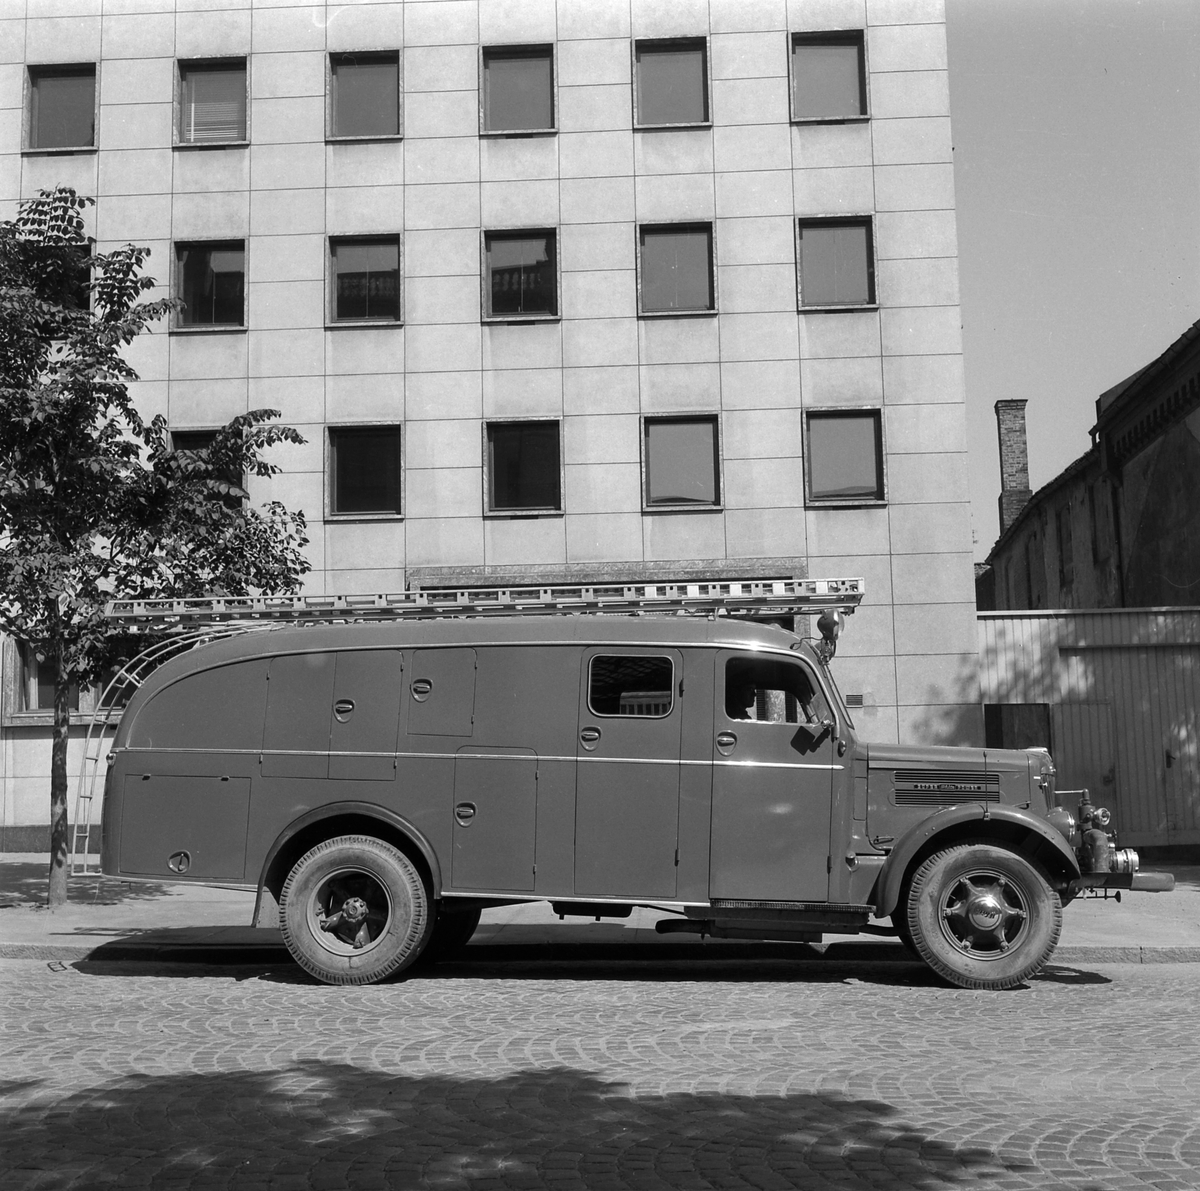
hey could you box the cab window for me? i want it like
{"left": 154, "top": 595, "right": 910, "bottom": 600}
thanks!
{"left": 589, "top": 655, "right": 673, "bottom": 717}
{"left": 724, "top": 656, "right": 831, "bottom": 726}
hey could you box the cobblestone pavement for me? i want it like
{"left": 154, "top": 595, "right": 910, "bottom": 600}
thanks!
{"left": 2, "top": 953, "right": 1199, "bottom": 1191}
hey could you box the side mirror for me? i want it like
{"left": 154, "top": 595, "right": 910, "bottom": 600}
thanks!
{"left": 793, "top": 718, "right": 834, "bottom": 746}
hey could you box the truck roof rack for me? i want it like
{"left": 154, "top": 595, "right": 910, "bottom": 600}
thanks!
{"left": 103, "top": 577, "right": 864, "bottom": 627}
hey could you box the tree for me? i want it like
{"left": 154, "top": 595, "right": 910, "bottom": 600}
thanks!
{"left": 0, "top": 187, "right": 310, "bottom": 907}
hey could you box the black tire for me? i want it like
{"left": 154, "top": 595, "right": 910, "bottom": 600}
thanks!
{"left": 279, "top": 835, "right": 431, "bottom": 986}
{"left": 420, "top": 905, "right": 483, "bottom": 964}
{"left": 905, "top": 842, "right": 1062, "bottom": 991}
{"left": 890, "top": 912, "right": 916, "bottom": 955}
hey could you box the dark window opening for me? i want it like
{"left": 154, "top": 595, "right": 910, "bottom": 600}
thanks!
{"left": 485, "top": 231, "right": 557, "bottom": 317}
{"left": 635, "top": 39, "right": 708, "bottom": 126}
{"left": 482, "top": 46, "right": 554, "bottom": 132}
{"left": 171, "top": 429, "right": 244, "bottom": 507}
{"left": 1088, "top": 482, "right": 1107, "bottom": 563}
{"left": 798, "top": 218, "right": 874, "bottom": 307}
{"left": 1057, "top": 504, "right": 1074, "bottom": 590}
{"left": 487, "top": 421, "right": 561, "bottom": 512}
{"left": 18, "top": 644, "right": 79, "bottom": 713}
{"left": 640, "top": 224, "right": 714, "bottom": 313}
{"left": 984, "top": 703, "right": 1051, "bottom": 752}
{"left": 29, "top": 65, "right": 95, "bottom": 149}
{"left": 179, "top": 61, "right": 247, "bottom": 143}
{"left": 330, "top": 426, "right": 402, "bottom": 515}
{"left": 330, "top": 52, "right": 400, "bottom": 138}
{"left": 724, "top": 657, "right": 829, "bottom": 726}
{"left": 176, "top": 241, "right": 244, "bottom": 326}
{"left": 791, "top": 32, "right": 867, "bottom": 120}
{"left": 806, "top": 410, "right": 884, "bottom": 502}
{"left": 589, "top": 655, "right": 674, "bottom": 717}
{"left": 331, "top": 237, "right": 400, "bottom": 321}
{"left": 644, "top": 417, "right": 720, "bottom": 507}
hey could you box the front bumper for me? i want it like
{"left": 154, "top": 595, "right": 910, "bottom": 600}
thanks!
{"left": 1068, "top": 871, "right": 1176, "bottom": 897}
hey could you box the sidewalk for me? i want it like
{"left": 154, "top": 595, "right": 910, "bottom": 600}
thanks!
{"left": 2, "top": 853, "right": 1198, "bottom": 967}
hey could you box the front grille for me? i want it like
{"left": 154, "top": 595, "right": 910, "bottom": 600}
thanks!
{"left": 892, "top": 769, "right": 1000, "bottom": 806}
{"left": 895, "top": 790, "right": 1000, "bottom": 806}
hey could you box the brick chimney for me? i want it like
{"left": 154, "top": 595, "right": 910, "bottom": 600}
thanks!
{"left": 995, "top": 399, "right": 1032, "bottom": 534}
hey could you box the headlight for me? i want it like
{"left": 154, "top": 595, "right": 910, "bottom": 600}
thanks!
{"left": 1045, "top": 806, "right": 1077, "bottom": 844}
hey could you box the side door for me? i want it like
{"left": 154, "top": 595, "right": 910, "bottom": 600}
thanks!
{"left": 329, "top": 650, "right": 403, "bottom": 781}
{"left": 574, "top": 647, "right": 682, "bottom": 898}
{"left": 709, "top": 650, "right": 839, "bottom": 902}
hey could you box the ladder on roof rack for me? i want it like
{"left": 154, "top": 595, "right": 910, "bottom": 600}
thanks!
{"left": 102, "top": 577, "right": 864, "bottom": 627}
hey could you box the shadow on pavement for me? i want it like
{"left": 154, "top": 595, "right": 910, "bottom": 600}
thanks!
{"left": 71, "top": 945, "right": 946, "bottom": 989}
{"left": 0, "top": 861, "right": 170, "bottom": 907}
{"left": 0, "top": 1060, "right": 1020, "bottom": 1190}
{"left": 1030, "top": 964, "right": 1113, "bottom": 986}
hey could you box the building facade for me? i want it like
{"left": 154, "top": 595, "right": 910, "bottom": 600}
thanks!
{"left": 980, "top": 320, "right": 1200, "bottom": 613}
{"left": 0, "top": 0, "right": 977, "bottom": 848}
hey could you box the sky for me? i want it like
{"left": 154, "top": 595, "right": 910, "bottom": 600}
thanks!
{"left": 944, "top": 0, "right": 1200, "bottom": 559}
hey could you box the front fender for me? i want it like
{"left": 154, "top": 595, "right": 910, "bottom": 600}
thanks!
{"left": 874, "top": 804, "right": 1081, "bottom": 919}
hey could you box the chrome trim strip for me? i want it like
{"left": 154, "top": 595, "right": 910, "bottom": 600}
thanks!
{"left": 121, "top": 747, "right": 838, "bottom": 771}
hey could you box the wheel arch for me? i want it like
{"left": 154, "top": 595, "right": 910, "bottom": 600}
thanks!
{"left": 254, "top": 803, "right": 442, "bottom": 926}
{"left": 874, "top": 806, "right": 1080, "bottom": 919}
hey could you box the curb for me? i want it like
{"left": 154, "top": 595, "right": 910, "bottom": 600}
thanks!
{"left": 5, "top": 940, "right": 1200, "bottom": 965}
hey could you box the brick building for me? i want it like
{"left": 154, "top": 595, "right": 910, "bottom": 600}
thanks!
{"left": 0, "top": 0, "right": 977, "bottom": 848}
{"left": 979, "top": 319, "right": 1200, "bottom": 612}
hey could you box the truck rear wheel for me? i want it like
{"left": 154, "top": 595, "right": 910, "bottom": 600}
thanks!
{"left": 279, "top": 835, "right": 431, "bottom": 985}
{"left": 905, "top": 842, "right": 1061, "bottom": 991}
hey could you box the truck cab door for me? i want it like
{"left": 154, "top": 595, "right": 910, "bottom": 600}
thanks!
{"left": 574, "top": 647, "right": 682, "bottom": 898}
{"left": 709, "top": 650, "right": 839, "bottom": 902}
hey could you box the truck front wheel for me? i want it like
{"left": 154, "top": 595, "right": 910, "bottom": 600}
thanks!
{"left": 905, "top": 842, "right": 1061, "bottom": 991}
{"left": 279, "top": 835, "right": 431, "bottom": 985}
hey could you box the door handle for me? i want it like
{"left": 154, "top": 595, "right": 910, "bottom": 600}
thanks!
{"left": 580, "top": 726, "right": 601, "bottom": 750}
{"left": 716, "top": 730, "right": 737, "bottom": 756}
{"left": 333, "top": 698, "right": 355, "bottom": 721}
{"left": 454, "top": 801, "right": 476, "bottom": 826}
{"left": 411, "top": 678, "right": 432, "bottom": 701}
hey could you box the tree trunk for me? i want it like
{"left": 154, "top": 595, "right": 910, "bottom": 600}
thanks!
{"left": 47, "top": 640, "right": 70, "bottom": 908}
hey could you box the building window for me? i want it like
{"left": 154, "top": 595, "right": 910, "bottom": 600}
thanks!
{"left": 805, "top": 410, "right": 884, "bottom": 503}
{"left": 171, "top": 429, "right": 243, "bottom": 507}
{"left": 330, "top": 52, "right": 400, "bottom": 139}
{"left": 482, "top": 46, "right": 554, "bottom": 133}
{"left": 329, "top": 426, "right": 402, "bottom": 516}
{"left": 797, "top": 218, "right": 875, "bottom": 308}
{"left": 179, "top": 60, "right": 247, "bottom": 144}
{"left": 330, "top": 237, "right": 401, "bottom": 322}
{"left": 639, "top": 224, "right": 714, "bottom": 315}
{"left": 17, "top": 644, "right": 79, "bottom": 713}
{"left": 485, "top": 420, "right": 561, "bottom": 513}
{"left": 643, "top": 416, "right": 721, "bottom": 509}
{"left": 175, "top": 242, "right": 245, "bottom": 327}
{"left": 484, "top": 230, "right": 558, "bottom": 319}
{"left": 791, "top": 32, "right": 867, "bottom": 121}
{"left": 1057, "top": 504, "right": 1074, "bottom": 590}
{"left": 27, "top": 65, "right": 95, "bottom": 149}
{"left": 634, "top": 39, "right": 709, "bottom": 127}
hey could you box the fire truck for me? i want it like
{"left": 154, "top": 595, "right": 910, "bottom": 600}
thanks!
{"left": 81, "top": 579, "right": 1172, "bottom": 990}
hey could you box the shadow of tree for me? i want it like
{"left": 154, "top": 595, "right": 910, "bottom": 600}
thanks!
{"left": 0, "top": 861, "right": 170, "bottom": 906}
{"left": 0, "top": 1061, "right": 1017, "bottom": 1190}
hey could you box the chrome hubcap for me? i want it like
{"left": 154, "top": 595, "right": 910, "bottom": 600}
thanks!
{"left": 939, "top": 870, "right": 1029, "bottom": 960}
